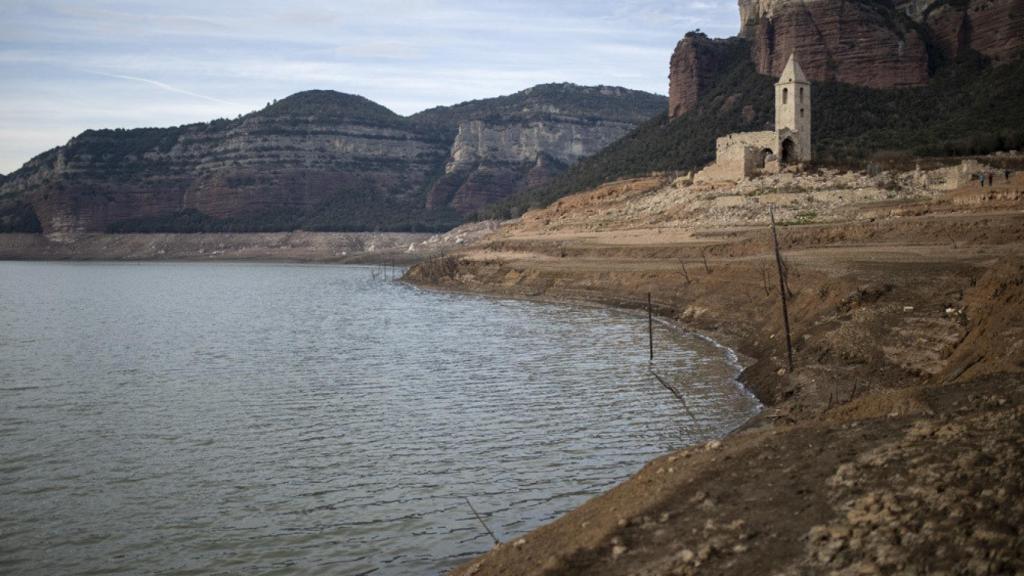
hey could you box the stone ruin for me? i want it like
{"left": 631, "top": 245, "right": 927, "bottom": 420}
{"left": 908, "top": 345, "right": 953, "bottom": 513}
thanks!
{"left": 696, "top": 54, "right": 812, "bottom": 183}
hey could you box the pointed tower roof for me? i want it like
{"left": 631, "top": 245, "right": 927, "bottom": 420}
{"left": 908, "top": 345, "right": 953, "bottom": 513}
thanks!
{"left": 778, "top": 54, "right": 808, "bottom": 84}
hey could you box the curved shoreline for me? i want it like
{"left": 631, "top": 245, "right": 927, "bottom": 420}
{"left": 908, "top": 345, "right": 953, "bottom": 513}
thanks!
{"left": 404, "top": 275, "right": 771, "bottom": 412}
{"left": 402, "top": 206, "right": 1024, "bottom": 574}
{"left": 409, "top": 277, "right": 765, "bottom": 432}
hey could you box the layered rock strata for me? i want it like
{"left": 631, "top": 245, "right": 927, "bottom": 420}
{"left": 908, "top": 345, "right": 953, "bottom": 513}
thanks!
{"left": 1, "top": 86, "right": 666, "bottom": 234}
{"left": 740, "top": 0, "right": 930, "bottom": 88}
{"left": 668, "top": 33, "right": 736, "bottom": 118}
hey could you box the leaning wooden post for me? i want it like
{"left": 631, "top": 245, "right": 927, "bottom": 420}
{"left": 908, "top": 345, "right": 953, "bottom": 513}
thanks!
{"left": 769, "top": 206, "right": 794, "bottom": 372}
{"left": 648, "top": 292, "right": 654, "bottom": 362}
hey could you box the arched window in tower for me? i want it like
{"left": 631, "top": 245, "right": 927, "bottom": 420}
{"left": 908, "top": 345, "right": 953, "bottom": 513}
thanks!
{"left": 800, "top": 108, "right": 805, "bottom": 118}
{"left": 799, "top": 87, "right": 804, "bottom": 103}
{"left": 783, "top": 88, "right": 788, "bottom": 105}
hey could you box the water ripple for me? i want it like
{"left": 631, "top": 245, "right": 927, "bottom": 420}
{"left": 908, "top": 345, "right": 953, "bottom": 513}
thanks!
{"left": 0, "top": 262, "right": 760, "bottom": 576}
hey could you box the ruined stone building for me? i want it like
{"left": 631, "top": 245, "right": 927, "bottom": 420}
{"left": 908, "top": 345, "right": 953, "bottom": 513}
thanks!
{"left": 696, "top": 55, "right": 812, "bottom": 182}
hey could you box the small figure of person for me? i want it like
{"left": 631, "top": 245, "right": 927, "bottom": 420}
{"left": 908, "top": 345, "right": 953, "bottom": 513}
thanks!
{"left": 978, "top": 173, "right": 985, "bottom": 188}
{"left": 988, "top": 173, "right": 995, "bottom": 187}
{"left": 1006, "top": 169, "right": 1013, "bottom": 181}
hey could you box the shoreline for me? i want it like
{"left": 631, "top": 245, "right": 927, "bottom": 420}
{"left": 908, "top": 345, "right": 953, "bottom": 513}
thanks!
{"left": 0, "top": 232, "right": 431, "bottom": 265}
{"left": 402, "top": 187, "right": 1024, "bottom": 574}
{"left": 0, "top": 223, "right": 501, "bottom": 265}
{"left": 410, "top": 279, "right": 766, "bottom": 419}
{"left": 4, "top": 177, "right": 1022, "bottom": 572}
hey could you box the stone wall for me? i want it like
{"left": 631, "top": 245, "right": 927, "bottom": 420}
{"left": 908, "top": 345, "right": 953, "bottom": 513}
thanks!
{"left": 697, "top": 131, "right": 777, "bottom": 182}
{"left": 716, "top": 131, "right": 777, "bottom": 158}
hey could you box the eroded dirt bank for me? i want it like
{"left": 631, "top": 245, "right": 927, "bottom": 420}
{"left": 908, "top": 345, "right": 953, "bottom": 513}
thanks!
{"left": 406, "top": 168, "right": 1024, "bottom": 574}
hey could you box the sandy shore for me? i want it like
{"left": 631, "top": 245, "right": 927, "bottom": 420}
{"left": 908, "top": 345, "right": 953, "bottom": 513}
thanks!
{"left": 405, "top": 170, "right": 1024, "bottom": 574}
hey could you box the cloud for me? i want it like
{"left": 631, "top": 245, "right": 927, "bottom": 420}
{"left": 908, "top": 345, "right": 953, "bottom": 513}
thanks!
{"left": 0, "top": 0, "right": 741, "bottom": 172}
{"left": 91, "top": 72, "right": 242, "bottom": 107}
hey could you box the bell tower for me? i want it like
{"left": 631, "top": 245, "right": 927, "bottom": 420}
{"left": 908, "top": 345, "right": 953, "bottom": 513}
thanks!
{"left": 775, "top": 54, "right": 812, "bottom": 163}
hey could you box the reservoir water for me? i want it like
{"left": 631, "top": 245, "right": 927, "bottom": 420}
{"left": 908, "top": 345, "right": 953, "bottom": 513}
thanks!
{"left": 0, "top": 262, "right": 760, "bottom": 575}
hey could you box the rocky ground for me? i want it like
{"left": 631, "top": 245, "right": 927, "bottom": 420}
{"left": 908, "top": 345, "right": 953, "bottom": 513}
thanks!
{"left": 404, "top": 159, "right": 1024, "bottom": 575}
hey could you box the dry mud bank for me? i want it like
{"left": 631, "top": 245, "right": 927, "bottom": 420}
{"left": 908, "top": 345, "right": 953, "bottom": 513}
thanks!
{"left": 406, "top": 169, "right": 1024, "bottom": 574}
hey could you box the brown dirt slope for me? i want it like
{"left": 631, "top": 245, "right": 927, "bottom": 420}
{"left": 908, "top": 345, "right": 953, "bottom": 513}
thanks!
{"left": 405, "top": 162, "right": 1024, "bottom": 575}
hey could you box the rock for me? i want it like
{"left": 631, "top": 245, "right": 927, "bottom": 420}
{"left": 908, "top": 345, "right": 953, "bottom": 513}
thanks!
{"left": 907, "top": 420, "right": 938, "bottom": 439}
{"left": 668, "top": 33, "right": 737, "bottom": 118}
{"left": 612, "top": 544, "right": 628, "bottom": 558}
{"left": 426, "top": 113, "right": 645, "bottom": 214}
{"left": 739, "top": 0, "right": 929, "bottom": 89}
{"left": 841, "top": 561, "right": 881, "bottom": 575}
{"left": 904, "top": 0, "right": 1024, "bottom": 63}
{"left": 699, "top": 497, "right": 717, "bottom": 511}
{"left": 678, "top": 548, "right": 696, "bottom": 563}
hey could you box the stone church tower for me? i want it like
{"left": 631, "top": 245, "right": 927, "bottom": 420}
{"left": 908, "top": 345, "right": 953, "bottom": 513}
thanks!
{"left": 774, "top": 54, "right": 812, "bottom": 163}
{"left": 695, "top": 53, "right": 813, "bottom": 182}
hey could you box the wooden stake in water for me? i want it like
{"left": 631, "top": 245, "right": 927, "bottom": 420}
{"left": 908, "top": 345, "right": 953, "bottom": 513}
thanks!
{"left": 463, "top": 497, "right": 500, "bottom": 546}
{"left": 769, "top": 206, "right": 794, "bottom": 372}
{"left": 648, "top": 292, "right": 654, "bottom": 362}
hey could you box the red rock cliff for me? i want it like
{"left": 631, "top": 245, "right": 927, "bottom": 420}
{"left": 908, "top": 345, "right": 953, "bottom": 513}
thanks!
{"left": 740, "top": 0, "right": 930, "bottom": 88}
{"left": 670, "top": 0, "right": 1024, "bottom": 119}
{"left": 668, "top": 34, "right": 734, "bottom": 118}
{"left": 903, "top": 0, "right": 1024, "bottom": 62}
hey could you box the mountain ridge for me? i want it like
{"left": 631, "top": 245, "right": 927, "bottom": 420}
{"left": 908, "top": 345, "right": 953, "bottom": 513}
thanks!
{"left": 0, "top": 84, "right": 667, "bottom": 234}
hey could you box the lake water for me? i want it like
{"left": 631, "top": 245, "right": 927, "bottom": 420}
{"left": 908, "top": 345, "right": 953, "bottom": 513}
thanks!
{"left": 0, "top": 262, "right": 760, "bottom": 575}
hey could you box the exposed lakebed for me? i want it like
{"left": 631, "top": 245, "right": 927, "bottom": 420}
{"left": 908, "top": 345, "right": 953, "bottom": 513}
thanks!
{"left": 0, "top": 262, "right": 759, "bottom": 575}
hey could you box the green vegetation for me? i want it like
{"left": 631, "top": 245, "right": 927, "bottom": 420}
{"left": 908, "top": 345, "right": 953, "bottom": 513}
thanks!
{"left": 814, "top": 52, "right": 1024, "bottom": 163}
{"left": 0, "top": 200, "right": 42, "bottom": 233}
{"left": 784, "top": 211, "right": 819, "bottom": 226}
{"left": 480, "top": 46, "right": 1024, "bottom": 220}
{"left": 66, "top": 126, "right": 193, "bottom": 162}
{"left": 410, "top": 83, "right": 668, "bottom": 131}
{"left": 256, "top": 90, "right": 405, "bottom": 127}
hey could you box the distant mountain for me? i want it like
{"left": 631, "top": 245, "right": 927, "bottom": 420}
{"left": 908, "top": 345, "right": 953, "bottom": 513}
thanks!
{"left": 411, "top": 84, "right": 667, "bottom": 215}
{"left": 412, "top": 83, "right": 668, "bottom": 128}
{"left": 0, "top": 85, "right": 666, "bottom": 234}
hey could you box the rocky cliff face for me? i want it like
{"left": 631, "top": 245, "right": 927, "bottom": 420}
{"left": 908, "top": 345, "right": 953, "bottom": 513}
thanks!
{"left": 739, "top": 0, "right": 930, "bottom": 88}
{"left": 3, "top": 93, "right": 450, "bottom": 234}
{"left": 416, "top": 83, "right": 666, "bottom": 214}
{"left": 1, "top": 86, "right": 666, "bottom": 234}
{"left": 897, "top": 0, "right": 1024, "bottom": 62}
{"left": 670, "top": 0, "right": 1023, "bottom": 119}
{"left": 668, "top": 34, "right": 738, "bottom": 118}
{"left": 426, "top": 115, "right": 639, "bottom": 213}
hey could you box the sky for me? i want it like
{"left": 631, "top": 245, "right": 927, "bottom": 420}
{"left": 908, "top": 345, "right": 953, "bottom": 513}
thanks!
{"left": 0, "top": 0, "right": 741, "bottom": 174}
